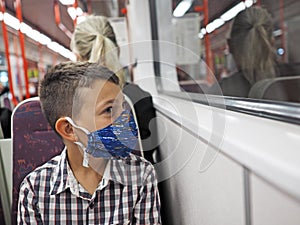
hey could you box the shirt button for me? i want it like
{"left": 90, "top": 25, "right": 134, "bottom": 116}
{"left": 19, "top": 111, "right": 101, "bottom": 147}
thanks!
{"left": 89, "top": 202, "right": 95, "bottom": 209}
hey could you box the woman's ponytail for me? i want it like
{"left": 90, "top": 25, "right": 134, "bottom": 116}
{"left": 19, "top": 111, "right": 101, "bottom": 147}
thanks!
{"left": 71, "top": 15, "right": 126, "bottom": 87}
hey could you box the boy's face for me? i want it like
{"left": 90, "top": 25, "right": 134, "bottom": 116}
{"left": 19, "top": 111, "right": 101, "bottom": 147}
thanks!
{"left": 73, "top": 79, "right": 124, "bottom": 132}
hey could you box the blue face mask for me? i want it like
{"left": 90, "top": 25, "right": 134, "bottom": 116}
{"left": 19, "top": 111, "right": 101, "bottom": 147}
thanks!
{"left": 66, "top": 110, "right": 139, "bottom": 167}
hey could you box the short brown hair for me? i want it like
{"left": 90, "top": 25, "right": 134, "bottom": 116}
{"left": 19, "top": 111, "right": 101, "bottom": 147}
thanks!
{"left": 39, "top": 61, "right": 119, "bottom": 132}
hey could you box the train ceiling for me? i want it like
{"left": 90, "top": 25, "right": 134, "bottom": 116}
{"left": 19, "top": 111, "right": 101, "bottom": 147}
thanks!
{"left": 5, "top": 0, "right": 245, "bottom": 47}
{"left": 3, "top": 0, "right": 247, "bottom": 49}
{"left": 3, "top": 0, "right": 122, "bottom": 48}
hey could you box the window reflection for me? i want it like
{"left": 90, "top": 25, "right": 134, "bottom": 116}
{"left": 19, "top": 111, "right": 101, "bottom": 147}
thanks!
{"left": 173, "top": 1, "right": 300, "bottom": 104}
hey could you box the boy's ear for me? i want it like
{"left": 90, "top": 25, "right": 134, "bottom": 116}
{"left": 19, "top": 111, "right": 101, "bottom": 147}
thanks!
{"left": 55, "top": 118, "right": 76, "bottom": 142}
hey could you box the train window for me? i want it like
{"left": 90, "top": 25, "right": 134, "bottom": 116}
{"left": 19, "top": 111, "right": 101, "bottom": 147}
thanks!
{"left": 150, "top": 0, "right": 300, "bottom": 105}
{"left": 149, "top": 0, "right": 300, "bottom": 124}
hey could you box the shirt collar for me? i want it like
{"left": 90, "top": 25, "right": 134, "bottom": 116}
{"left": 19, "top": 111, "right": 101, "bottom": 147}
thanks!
{"left": 49, "top": 147, "right": 112, "bottom": 197}
{"left": 49, "top": 148, "right": 139, "bottom": 196}
{"left": 49, "top": 147, "right": 69, "bottom": 195}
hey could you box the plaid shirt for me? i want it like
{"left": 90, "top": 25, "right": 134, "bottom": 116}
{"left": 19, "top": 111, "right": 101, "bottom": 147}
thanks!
{"left": 18, "top": 148, "right": 161, "bottom": 224}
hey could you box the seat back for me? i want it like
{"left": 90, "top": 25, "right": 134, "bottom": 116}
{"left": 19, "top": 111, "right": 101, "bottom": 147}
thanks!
{"left": 248, "top": 75, "right": 300, "bottom": 103}
{"left": 11, "top": 97, "right": 64, "bottom": 225}
{"left": 123, "top": 83, "right": 159, "bottom": 164}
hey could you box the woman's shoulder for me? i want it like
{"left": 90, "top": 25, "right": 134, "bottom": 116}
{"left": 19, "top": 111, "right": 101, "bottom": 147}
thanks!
{"left": 123, "top": 82, "right": 151, "bottom": 99}
{"left": 276, "top": 62, "right": 300, "bottom": 77}
{"left": 208, "top": 72, "right": 251, "bottom": 97}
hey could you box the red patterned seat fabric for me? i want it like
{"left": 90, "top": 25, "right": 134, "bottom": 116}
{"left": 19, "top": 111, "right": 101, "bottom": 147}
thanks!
{"left": 11, "top": 98, "right": 64, "bottom": 225}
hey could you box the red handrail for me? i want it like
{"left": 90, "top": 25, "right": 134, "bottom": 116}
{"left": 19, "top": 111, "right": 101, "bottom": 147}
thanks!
{"left": 54, "top": 0, "right": 73, "bottom": 38}
{"left": 0, "top": 0, "right": 18, "bottom": 105}
{"left": 15, "top": 0, "right": 30, "bottom": 99}
{"left": 73, "top": 0, "right": 78, "bottom": 26}
{"left": 203, "top": 0, "right": 214, "bottom": 84}
{"left": 194, "top": 0, "right": 214, "bottom": 84}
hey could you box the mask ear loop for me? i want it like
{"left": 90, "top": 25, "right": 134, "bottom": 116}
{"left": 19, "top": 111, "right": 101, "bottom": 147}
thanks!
{"left": 65, "top": 117, "right": 90, "bottom": 168}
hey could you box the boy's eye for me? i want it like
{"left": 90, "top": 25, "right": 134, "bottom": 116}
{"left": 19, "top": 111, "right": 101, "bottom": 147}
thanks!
{"left": 101, "top": 100, "right": 125, "bottom": 118}
{"left": 104, "top": 107, "right": 113, "bottom": 114}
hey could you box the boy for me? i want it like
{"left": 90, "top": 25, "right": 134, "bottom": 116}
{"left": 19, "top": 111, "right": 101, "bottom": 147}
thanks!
{"left": 17, "top": 61, "right": 161, "bottom": 224}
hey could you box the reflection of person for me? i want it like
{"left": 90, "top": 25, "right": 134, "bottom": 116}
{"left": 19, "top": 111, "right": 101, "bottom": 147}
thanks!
{"left": 208, "top": 6, "right": 277, "bottom": 97}
{"left": 71, "top": 16, "right": 159, "bottom": 163}
{"left": 18, "top": 61, "right": 161, "bottom": 224}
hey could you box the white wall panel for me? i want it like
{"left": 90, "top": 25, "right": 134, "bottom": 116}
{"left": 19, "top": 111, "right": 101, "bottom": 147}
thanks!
{"left": 251, "top": 174, "right": 300, "bottom": 225}
{"left": 156, "top": 112, "right": 245, "bottom": 225}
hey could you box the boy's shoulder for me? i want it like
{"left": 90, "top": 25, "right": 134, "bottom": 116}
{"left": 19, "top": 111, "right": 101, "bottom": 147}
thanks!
{"left": 20, "top": 154, "right": 62, "bottom": 188}
{"left": 126, "top": 153, "right": 155, "bottom": 173}
{"left": 127, "top": 153, "right": 152, "bottom": 165}
{"left": 108, "top": 153, "right": 158, "bottom": 186}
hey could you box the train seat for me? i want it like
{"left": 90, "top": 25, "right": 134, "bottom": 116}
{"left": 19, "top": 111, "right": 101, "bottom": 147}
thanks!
{"left": 11, "top": 97, "right": 64, "bottom": 225}
{"left": 248, "top": 75, "right": 300, "bottom": 103}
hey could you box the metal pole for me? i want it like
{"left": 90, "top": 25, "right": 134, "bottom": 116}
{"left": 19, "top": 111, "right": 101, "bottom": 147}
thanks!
{"left": 0, "top": 0, "right": 18, "bottom": 105}
{"left": 15, "top": 0, "right": 30, "bottom": 98}
{"left": 203, "top": 0, "right": 214, "bottom": 84}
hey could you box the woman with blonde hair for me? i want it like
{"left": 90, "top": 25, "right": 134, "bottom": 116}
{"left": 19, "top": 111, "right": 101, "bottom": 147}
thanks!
{"left": 229, "top": 6, "right": 276, "bottom": 84}
{"left": 70, "top": 15, "right": 125, "bottom": 85}
{"left": 71, "top": 15, "right": 158, "bottom": 163}
{"left": 209, "top": 6, "right": 278, "bottom": 97}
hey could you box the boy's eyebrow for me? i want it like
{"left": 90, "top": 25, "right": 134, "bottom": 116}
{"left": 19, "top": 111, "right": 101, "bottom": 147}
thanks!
{"left": 96, "top": 96, "right": 124, "bottom": 110}
{"left": 96, "top": 99, "right": 115, "bottom": 109}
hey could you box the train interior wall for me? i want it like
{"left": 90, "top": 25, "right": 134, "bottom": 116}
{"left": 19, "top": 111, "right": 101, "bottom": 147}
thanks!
{"left": 154, "top": 95, "right": 300, "bottom": 225}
